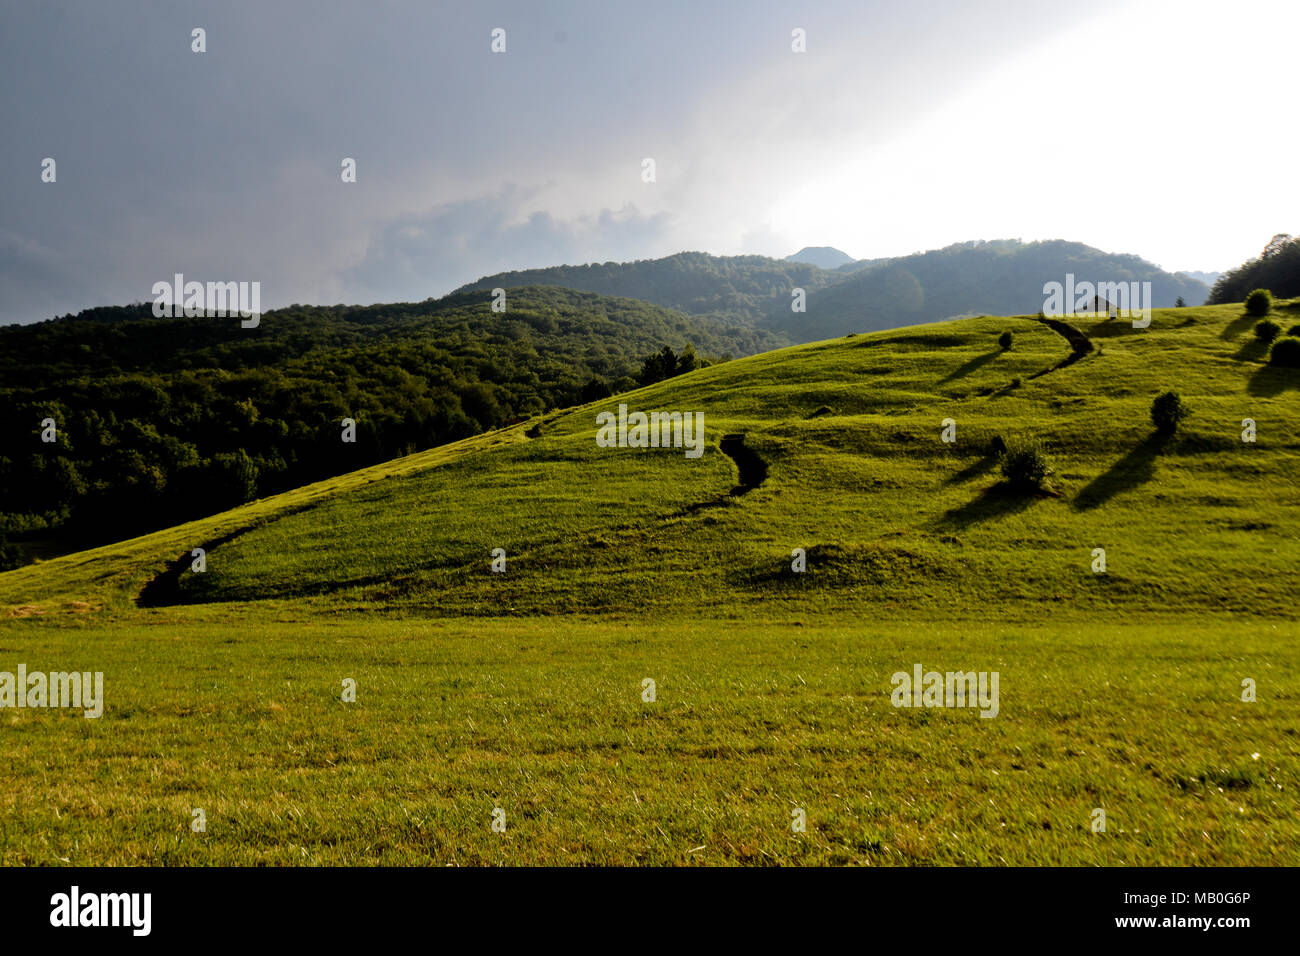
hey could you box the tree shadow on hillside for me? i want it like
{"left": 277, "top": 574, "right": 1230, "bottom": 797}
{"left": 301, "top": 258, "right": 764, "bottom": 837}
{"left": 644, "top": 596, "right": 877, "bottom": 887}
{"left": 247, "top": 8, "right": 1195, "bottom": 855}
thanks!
{"left": 943, "top": 452, "right": 999, "bottom": 486}
{"left": 1220, "top": 312, "right": 1259, "bottom": 340}
{"left": 934, "top": 484, "right": 1038, "bottom": 530}
{"left": 1247, "top": 364, "right": 1300, "bottom": 397}
{"left": 1233, "top": 339, "right": 1270, "bottom": 362}
{"left": 1073, "top": 432, "right": 1170, "bottom": 511}
{"left": 936, "top": 349, "right": 1000, "bottom": 385}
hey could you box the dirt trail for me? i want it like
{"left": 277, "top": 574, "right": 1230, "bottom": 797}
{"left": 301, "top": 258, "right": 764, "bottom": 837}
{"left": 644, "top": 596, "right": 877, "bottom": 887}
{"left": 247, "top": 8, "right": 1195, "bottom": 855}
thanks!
{"left": 719, "top": 434, "right": 767, "bottom": 494}
{"left": 1030, "top": 315, "right": 1094, "bottom": 378}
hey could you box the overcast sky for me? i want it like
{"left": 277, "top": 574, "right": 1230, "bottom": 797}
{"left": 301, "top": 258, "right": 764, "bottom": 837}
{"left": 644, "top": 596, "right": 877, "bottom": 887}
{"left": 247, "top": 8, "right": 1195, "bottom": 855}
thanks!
{"left": 2, "top": 0, "right": 1296, "bottom": 324}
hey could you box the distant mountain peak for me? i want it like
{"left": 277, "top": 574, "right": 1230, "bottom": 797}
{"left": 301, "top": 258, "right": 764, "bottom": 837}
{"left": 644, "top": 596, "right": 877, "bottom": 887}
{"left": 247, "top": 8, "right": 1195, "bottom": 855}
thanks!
{"left": 785, "top": 246, "right": 855, "bottom": 270}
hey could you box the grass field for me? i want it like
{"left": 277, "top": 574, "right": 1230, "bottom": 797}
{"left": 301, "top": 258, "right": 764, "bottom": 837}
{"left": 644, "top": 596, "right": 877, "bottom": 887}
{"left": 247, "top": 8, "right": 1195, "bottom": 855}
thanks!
{"left": 3, "top": 302, "right": 1298, "bottom": 865}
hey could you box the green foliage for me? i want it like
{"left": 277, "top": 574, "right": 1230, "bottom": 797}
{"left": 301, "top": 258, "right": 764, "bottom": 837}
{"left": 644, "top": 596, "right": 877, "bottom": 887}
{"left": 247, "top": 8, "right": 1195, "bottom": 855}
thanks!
{"left": 1254, "top": 318, "right": 1281, "bottom": 343}
{"left": 999, "top": 440, "right": 1053, "bottom": 491}
{"left": 1246, "top": 288, "right": 1274, "bottom": 316}
{"left": 637, "top": 342, "right": 704, "bottom": 386}
{"left": 1210, "top": 236, "right": 1300, "bottom": 305}
{"left": 1151, "top": 390, "right": 1189, "bottom": 434}
{"left": 1268, "top": 336, "right": 1300, "bottom": 368}
{"left": 0, "top": 534, "right": 21, "bottom": 573}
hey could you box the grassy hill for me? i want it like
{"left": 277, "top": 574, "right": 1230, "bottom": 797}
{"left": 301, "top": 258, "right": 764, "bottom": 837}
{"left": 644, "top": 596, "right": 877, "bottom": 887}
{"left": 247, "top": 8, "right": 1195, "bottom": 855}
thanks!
{"left": 1, "top": 286, "right": 776, "bottom": 567}
{"left": 3, "top": 300, "right": 1297, "bottom": 865}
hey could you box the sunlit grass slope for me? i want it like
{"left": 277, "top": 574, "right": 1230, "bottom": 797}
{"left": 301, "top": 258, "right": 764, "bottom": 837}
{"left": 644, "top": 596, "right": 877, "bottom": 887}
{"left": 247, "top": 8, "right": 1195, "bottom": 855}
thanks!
{"left": 3, "top": 301, "right": 1298, "bottom": 867}
{"left": 11, "top": 303, "right": 1284, "bottom": 620}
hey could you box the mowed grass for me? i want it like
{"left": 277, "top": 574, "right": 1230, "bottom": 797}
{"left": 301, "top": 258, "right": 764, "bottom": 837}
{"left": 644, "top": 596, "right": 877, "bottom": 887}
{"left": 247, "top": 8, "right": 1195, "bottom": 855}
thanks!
{"left": 2, "top": 612, "right": 1295, "bottom": 866}
{"left": 2, "top": 302, "right": 1298, "bottom": 865}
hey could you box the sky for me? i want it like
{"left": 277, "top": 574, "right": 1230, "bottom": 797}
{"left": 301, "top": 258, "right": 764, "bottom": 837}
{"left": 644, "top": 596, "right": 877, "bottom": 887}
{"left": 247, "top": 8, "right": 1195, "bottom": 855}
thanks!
{"left": 1, "top": 0, "right": 1296, "bottom": 324}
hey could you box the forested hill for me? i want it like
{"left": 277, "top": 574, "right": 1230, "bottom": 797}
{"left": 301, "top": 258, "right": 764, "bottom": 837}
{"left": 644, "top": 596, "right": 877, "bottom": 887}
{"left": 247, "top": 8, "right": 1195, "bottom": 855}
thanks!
{"left": 0, "top": 286, "right": 773, "bottom": 568}
{"left": 453, "top": 242, "right": 1212, "bottom": 343}
{"left": 452, "top": 251, "right": 840, "bottom": 326}
{"left": 766, "top": 240, "right": 1213, "bottom": 341}
{"left": 1208, "top": 233, "right": 1300, "bottom": 304}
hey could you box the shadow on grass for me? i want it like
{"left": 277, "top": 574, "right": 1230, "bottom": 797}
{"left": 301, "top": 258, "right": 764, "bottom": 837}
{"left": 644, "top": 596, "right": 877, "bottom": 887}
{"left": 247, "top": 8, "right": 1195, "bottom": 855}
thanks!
{"left": 1073, "top": 432, "right": 1170, "bottom": 511}
{"left": 943, "top": 453, "right": 999, "bottom": 486}
{"left": 1220, "top": 311, "right": 1260, "bottom": 340}
{"left": 1247, "top": 363, "right": 1300, "bottom": 397}
{"left": 937, "top": 349, "right": 1000, "bottom": 385}
{"left": 1233, "top": 338, "right": 1270, "bottom": 362}
{"left": 934, "top": 483, "right": 1039, "bottom": 530}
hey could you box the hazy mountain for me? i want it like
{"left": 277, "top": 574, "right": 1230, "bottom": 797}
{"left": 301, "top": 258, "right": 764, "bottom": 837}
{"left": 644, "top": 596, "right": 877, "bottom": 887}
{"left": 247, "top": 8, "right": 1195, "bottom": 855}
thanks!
{"left": 1179, "top": 270, "right": 1222, "bottom": 288}
{"left": 784, "top": 246, "right": 856, "bottom": 270}
{"left": 761, "top": 239, "right": 1213, "bottom": 341}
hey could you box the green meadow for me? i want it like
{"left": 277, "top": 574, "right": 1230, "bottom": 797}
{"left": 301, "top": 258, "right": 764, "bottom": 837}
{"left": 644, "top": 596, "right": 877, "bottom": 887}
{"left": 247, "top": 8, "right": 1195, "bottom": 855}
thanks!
{"left": 3, "top": 302, "right": 1298, "bottom": 865}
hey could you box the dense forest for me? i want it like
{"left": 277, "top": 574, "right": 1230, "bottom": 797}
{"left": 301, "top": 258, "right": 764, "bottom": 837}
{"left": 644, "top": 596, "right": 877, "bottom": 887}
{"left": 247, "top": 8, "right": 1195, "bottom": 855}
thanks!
{"left": 1208, "top": 234, "right": 1300, "bottom": 304}
{"left": 457, "top": 242, "right": 1212, "bottom": 343}
{"left": 453, "top": 251, "right": 839, "bottom": 326}
{"left": 0, "top": 287, "right": 772, "bottom": 569}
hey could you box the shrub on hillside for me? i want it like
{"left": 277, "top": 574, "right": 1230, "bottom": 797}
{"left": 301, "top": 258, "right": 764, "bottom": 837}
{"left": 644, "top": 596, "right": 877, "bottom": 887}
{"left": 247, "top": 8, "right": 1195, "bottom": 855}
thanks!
{"left": 1151, "top": 390, "right": 1189, "bottom": 435}
{"left": 998, "top": 331, "right": 1013, "bottom": 350}
{"left": 988, "top": 434, "right": 1008, "bottom": 457}
{"left": 0, "top": 534, "right": 21, "bottom": 573}
{"left": 1268, "top": 336, "right": 1300, "bottom": 368}
{"left": 1245, "top": 289, "right": 1273, "bottom": 316}
{"left": 1000, "top": 440, "right": 1052, "bottom": 491}
{"left": 1254, "top": 319, "right": 1281, "bottom": 344}
{"left": 1287, "top": 324, "right": 1300, "bottom": 336}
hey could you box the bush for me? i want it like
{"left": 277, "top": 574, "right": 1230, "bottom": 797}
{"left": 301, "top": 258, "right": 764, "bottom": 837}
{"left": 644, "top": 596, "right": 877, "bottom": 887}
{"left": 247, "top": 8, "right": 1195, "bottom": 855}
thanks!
{"left": 1254, "top": 319, "right": 1281, "bottom": 344}
{"left": 1245, "top": 289, "right": 1273, "bottom": 317}
{"left": 998, "top": 331, "right": 1013, "bottom": 350}
{"left": 1151, "top": 390, "right": 1188, "bottom": 435}
{"left": 1000, "top": 440, "right": 1052, "bottom": 491}
{"left": 0, "top": 534, "right": 22, "bottom": 572}
{"left": 1288, "top": 324, "right": 1300, "bottom": 336}
{"left": 1268, "top": 336, "right": 1300, "bottom": 368}
{"left": 988, "top": 434, "right": 1008, "bottom": 457}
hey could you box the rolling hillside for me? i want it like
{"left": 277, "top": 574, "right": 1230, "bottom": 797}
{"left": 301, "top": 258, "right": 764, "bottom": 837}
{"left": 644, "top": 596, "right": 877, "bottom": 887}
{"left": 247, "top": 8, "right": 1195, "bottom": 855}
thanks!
{"left": 7, "top": 300, "right": 1295, "bottom": 618}
{"left": 3, "top": 299, "right": 1297, "bottom": 866}
{"left": 0, "top": 286, "right": 776, "bottom": 568}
